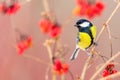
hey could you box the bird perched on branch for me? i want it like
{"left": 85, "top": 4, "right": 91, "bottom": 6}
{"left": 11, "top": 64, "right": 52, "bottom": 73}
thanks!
{"left": 70, "top": 19, "right": 96, "bottom": 61}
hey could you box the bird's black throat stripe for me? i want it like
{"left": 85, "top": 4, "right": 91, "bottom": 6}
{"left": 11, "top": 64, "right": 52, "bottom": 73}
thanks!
{"left": 79, "top": 27, "right": 94, "bottom": 49}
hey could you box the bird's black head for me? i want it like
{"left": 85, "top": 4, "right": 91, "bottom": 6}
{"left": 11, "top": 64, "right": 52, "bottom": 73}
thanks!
{"left": 74, "top": 19, "right": 93, "bottom": 29}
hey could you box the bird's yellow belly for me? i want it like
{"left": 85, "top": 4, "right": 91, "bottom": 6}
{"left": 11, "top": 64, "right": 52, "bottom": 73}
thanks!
{"left": 78, "top": 32, "right": 92, "bottom": 50}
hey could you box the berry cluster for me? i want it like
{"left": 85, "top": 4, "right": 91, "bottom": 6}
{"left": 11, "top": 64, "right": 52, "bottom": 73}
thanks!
{"left": 53, "top": 59, "right": 69, "bottom": 75}
{"left": 103, "top": 64, "right": 117, "bottom": 77}
{"left": 73, "top": 0, "right": 105, "bottom": 19}
{"left": 39, "top": 18, "right": 61, "bottom": 38}
{"left": 17, "top": 36, "right": 32, "bottom": 55}
{"left": 0, "top": 2, "right": 20, "bottom": 15}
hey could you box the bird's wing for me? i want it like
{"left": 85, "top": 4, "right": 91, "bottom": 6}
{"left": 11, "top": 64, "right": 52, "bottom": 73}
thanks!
{"left": 70, "top": 33, "right": 80, "bottom": 61}
{"left": 76, "top": 33, "right": 80, "bottom": 44}
{"left": 90, "top": 25, "right": 96, "bottom": 39}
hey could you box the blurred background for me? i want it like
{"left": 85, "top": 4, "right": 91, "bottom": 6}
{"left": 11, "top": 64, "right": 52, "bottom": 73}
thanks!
{"left": 0, "top": 0, "right": 120, "bottom": 80}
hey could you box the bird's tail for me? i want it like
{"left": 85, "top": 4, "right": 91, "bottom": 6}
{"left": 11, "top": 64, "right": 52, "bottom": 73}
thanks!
{"left": 70, "top": 47, "right": 80, "bottom": 61}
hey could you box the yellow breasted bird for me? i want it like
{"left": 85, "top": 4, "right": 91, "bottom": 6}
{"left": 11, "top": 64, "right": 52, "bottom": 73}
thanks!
{"left": 70, "top": 19, "right": 96, "bottom": 61}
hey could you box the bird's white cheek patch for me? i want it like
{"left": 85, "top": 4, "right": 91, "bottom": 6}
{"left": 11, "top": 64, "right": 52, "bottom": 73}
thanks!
{"left": 80, "top": 22, "right": 90, "bottom": 27}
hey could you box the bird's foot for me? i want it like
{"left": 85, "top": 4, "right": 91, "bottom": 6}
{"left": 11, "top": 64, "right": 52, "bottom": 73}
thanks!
{"left": 93, "top": 42, "right": 98, "bottom": 46}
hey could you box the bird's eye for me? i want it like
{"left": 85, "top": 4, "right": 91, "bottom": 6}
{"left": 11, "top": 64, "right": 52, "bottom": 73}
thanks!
{"left": 79, "top": 22, "right": 90, "bottom": 27}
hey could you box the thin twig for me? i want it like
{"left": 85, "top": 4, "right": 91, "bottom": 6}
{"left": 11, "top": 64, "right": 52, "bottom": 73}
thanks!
{"left": 23, "top": 54, "right": 50, "bottom": 66}
{"left": 44, "top": 39, "right": 54, "bottom": 64}
{"left": 106, "top": 25, "right": 113, "bottom": 57}
{"left": 42, "top": 0, "right": 50, "bottom": 14}
{"left": 105, "top": 3, "right": 120, "bottom": 24}
{"left": 42, "top": 0, "right": 55, "bottom": 23}
{"left": 113, "top": 0, "right": 120, "bottom": 3}
{"left": 68, "top": 70, "right": 74, "bottom": 80}
{"left": 42, "top": 0, "right": 60, "bottom": 80}
{"left": 97, "top": 51, "right": 109, "bottom": 62}
{"left": 93, "top": 50, "right": 108, "bottom": 63}
{"left": 87, "top": 56, "right": 98, "bottom": 69}
{"left": 99, "top": 72, "right": 120, "bottom": 80}
{"left": 44, "top": 39, "right": 57, "bottom": 80}
{"left": 52, "top": 39, "right": 58, "bottom": 57}
{"left": 91, "top": 2, "right": 120, "bottom": 51}
{"left": 20, "top": 0, "right": 31, "bottom": 5}
{"left": 61, "top": 74, "right": 66, "bottom": 80}
{"left": 47, "top": 45, "right": 53, "bottom": 60}
{"left": 89, "top": 2, "right": 120, "bottom": 79}
{"left": 80, "top": 55, "right": 92, "bottom": 80}
{"left": 45, "top": 66, "right": 50, "bottom": 80}
{"left": 49, "top": 0, "right": 57, "bottom": 23}
{"left": 90, "top": 52, "right": 120, "bottom": 80}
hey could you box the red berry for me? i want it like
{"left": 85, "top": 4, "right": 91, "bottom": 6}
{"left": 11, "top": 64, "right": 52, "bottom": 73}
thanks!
{"left": 62, "top": 64, "right": 69, "bottom": 73}
{"left": 93, "top": 6, "right": 101, "bottom": 15}
{"left": 75, "top": 0, "right": 105, "bottom": 19}
{"left": 86, "top": 5, "right": 96, "bottom": 19}
{"left": 18, "top": 42, "right": 26, "bottom": 49}
{"left": 112, "top": 70, "right": 117, "bottom": 74}
{"left": 79, "top": 2, "right": 89, "bottom": 16}
{"left": 93, "top": 2, "right": 104, "bottom": 15}
{"left": 27, "top": 36, "right": 32, "bottom": 43}
{"left": 76, "top": 0, "right": 84, "bottom": 5}
{"left": 11, "top": 3, "right": 20, "bottom": 14}
{"left": 103, "top": 70, "right": 109, "bottom": 77}
{"left": 53, "top": 59, "right": 69, "bottom": 75}
{"left": 39, "top": 18, "right": 52, "bottom": 33}
{"left": 0, "top": 4, "right": 5, "bottom": 12}
{"left": 49, "top": 24, "right": 61, "bottom": 38}
{"left": 103, "top": 64, "right": 117, "bottom": 77}
{"left": 3, "top": 3, "right": 20, "bottom": 15}
{"left": 106, "top": 64, "right": 114, "bottom": 69}
{"left": 26, "top": 36, "right": 32, "bottom": 47}
{"left": 17, "top": 36, "right": 32, "bottom": 55}
{"left": 54, "top": 59, "right": 62, "bottom": 71}
{"left": 17, "top": 42, "right": 26, "bottom": 55}
{"left": 18, "top": 48, "right": 24, "bottom": 55}
{"left": 96, "top": 2, "right": 104, "bottom": 11}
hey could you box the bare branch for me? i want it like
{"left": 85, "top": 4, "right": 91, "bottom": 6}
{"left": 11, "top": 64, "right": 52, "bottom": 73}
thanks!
{"left": 80, "top": 56, "right": 92, "bottom": 80}
{"left": 99, "top": 72, "right": 120, "bottom": 80}
{"left": 90, "top": 52, "right": 120, "bottom": 80}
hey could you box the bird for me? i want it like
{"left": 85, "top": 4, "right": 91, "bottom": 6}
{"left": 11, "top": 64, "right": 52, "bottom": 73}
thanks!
{"left": 70, "top": 19, "right": 96, "bottom": 61}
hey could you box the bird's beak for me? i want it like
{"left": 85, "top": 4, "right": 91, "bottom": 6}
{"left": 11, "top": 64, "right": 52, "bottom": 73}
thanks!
{"left": 74, "top": 24, "right": 78, "bottom": 27}
{"left": 74, "top": 24, "right": 80, "bottom": 29}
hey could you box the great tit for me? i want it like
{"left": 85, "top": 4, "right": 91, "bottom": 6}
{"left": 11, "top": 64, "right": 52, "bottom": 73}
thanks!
{"left": 70, "top": 19, "right": 96, "bottom": 61}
